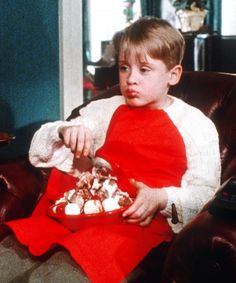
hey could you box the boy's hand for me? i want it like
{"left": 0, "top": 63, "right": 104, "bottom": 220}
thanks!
{"left": 58, "top": 125, "right": 92, "bottom": 158}
{"left": 122, "top": 180, "right": 168, "bottom": 226}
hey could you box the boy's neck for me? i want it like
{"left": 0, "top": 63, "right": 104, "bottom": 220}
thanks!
{"left": 155, "top": 96, "right": 173, "bottom": 110}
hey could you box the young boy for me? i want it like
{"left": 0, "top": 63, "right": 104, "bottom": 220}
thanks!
{"left": 4, "top": 17, "right": 221, "bottom": 283}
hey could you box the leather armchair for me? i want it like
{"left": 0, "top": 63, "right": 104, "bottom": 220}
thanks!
{"left": 162, "top": 176, "right": 236, "bottom": 283}
{"left": 0, "top": 71, "right": 236, "bottom": 281}
{"left": 161, "top": 71, "right": 236, "bottom": 282}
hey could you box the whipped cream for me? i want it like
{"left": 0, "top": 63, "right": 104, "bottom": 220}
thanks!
{"left": 53, "top": 166, "right": 133, "bottom": 215}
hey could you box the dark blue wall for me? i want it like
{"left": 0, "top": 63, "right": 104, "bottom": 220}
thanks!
{"left": 0, "top": 0, "right": 59, "bottom": 159}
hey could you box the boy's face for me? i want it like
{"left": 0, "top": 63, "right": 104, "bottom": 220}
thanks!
{"left": 118, "top": 53, "right": 181, "bottom": 109}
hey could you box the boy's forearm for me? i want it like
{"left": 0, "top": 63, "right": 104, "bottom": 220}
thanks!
{"left": 29, "top": 121, "right": 74, "bottom": 168}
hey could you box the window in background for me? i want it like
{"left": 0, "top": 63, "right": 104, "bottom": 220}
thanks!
{"left": 83, "top": 0, "right": 141, "bottom": 100}
{"left": 161, "top": 0, "right": 180, "bottom": 29}
{"left": 87, "top": 0, "right": 141, "bottom": 63}
{"left": 221, "top": 0, "right": 236, "bottom": 35}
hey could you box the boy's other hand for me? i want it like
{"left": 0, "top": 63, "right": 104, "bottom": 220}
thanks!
{"left": 122, "top": 179, "right": 168, "bottom": 226}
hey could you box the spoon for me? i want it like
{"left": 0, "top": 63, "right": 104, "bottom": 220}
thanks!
{"left": 92, "top": 157, "right": 112, "bottom": 171}
{"left": 92, "top": 157, "right": 136, "bottom": 197}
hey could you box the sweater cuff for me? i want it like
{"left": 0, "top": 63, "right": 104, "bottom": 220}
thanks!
{"left": 160, "top": 186, "right": 183, "bottom": 225}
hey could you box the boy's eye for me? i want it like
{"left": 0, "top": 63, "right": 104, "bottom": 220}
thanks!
{"left": 119, "top": 65, "right": 129, "bottom": 72}
{"left": 140, "top": 67, "right": 150, "bottom": 73}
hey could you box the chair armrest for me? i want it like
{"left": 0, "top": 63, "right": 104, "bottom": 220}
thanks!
{"left": 162, "top": 178, "right": 236, "bottom": 283}
{"left": 0, "top": 155, "right": 49, "bottom": 224}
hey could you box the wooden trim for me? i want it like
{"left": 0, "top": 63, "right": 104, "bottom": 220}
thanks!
{"left": 59, "top": 0, "right": 83, "bottom": 119}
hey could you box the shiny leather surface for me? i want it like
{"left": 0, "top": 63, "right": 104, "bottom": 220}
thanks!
{"left": 170, "top": 71, "right": 236, "bottom": 183}
{"left": 162, "top": 210, "right": 236, "bottom": 283}
{"left": 0, "top": 156, "right": 49, "bottom": 225}
{"left": 162, "top": 71, "right": 236, "bottom": 282}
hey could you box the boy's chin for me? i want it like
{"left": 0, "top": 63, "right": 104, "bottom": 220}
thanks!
{"left": 126, "top": 100, "right": 150, "bottom": 109}
{"left": 125, "top": 98, "right": 142, "bottom": 108}
{"left": 126, "top": 102, "right": 143, "bottom": 108}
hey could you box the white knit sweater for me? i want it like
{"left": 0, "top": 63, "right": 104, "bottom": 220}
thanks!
{"left": 29, "top": 95, "right": 221, "bottom": 233}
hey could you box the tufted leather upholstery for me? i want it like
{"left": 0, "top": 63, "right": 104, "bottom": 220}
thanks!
{"left": 162, "top": 207, "right": 236, "bottom": 283}
{"left": 0, "top": 71, "right": 236, "bottom": 280}
{"left": 0, "top": 156, "right": 50, "bottom": 239}
{"left": 169, "top": 71, "right": 236, "bottom": 183}
{"left": 163, "top": 71, "right": 236, "bottom": 283}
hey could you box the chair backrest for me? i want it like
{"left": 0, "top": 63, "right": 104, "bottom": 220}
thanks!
{"left": 170, "top": 71, "right": 236, "bottom": 182}
{"left": 68, "top": 71, "right": 236, "bottom": 182}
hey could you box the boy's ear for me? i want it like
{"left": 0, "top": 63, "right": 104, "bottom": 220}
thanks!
{"left": 169, "top": 65, "right": 182, "bottom": 86}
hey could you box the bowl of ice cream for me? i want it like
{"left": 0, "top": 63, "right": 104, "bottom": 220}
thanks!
{"left": 48, "top": 167, "right": 133, "bottom": 231}
{"left": 48, "top": 203, "right": 130, "bottom": 231}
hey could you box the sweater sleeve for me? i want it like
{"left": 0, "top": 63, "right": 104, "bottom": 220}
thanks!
{"left": 29, "top": 96, "right": 125, "bottom": 175}
{"left": 160, "top": 97, "right": 221, "bottom": 233}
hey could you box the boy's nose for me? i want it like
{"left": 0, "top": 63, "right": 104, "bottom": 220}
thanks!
{"left": 127, "top": 70, "right": 137, "bottom": 84}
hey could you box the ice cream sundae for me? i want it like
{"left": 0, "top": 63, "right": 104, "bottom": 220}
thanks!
{"left": 52, "top": 166, "right": 133, "bottom": 215}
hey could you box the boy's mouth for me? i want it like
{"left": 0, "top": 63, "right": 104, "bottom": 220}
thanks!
{"left": 125, "top": 89, "right": 138, "bottom": 98}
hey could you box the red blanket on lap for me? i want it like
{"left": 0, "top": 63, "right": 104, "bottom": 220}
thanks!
{"left": 6, "top": 105, "right": 187, "bottom": 283}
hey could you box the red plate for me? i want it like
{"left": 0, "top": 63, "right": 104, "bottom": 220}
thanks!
{"left": 48, "top": 203, "right": 129, "bottom": 231}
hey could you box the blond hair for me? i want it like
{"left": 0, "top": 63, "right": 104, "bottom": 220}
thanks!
{"left": 117, "top": 17, "right": 185, "bottom": 70}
